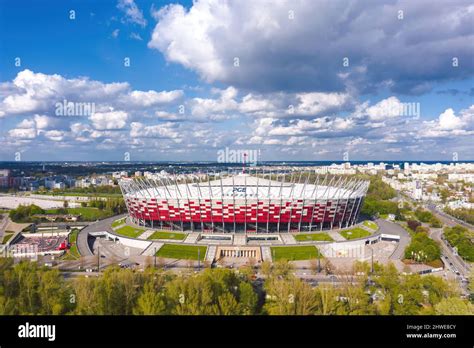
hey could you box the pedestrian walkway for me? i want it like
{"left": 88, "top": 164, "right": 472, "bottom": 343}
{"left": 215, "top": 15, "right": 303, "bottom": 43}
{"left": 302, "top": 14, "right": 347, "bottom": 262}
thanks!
{"left": 233, "top": 234, "right": 247, "bottom": 246}
{"left": 138, "top": 230, "right": 155, "bottom": 240}
{"left": 205, "top": 245, "right": 217, "bottom": 262}
{"left": 280, "top": 234, "right": 296, "bottom": 244}
{"left": 112, "top": 223, "right": 126, "bottom": 231}
{"left": 141, "top": 242, "right": 164, "bottom": 256}
{"left": 184, "top": 232, "right": 200, "bottom": 244}
{"left": 261, "top": 246, "right": 272, "bottom": 262}
{"left": 328, "top": 230, "right": 346, "bottom": 241}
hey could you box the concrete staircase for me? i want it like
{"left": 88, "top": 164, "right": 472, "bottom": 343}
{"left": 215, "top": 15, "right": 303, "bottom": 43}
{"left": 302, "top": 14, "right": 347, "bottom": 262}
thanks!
{"left": 280, "top": 234, "right": 296, "bottom": 244}
{"left": 328, "top": 230, "right": 346, "bottom": 241}
{"left": 141, "top": 242, "right": 164, "bottom": 256}
{"left": 261, "top": 246, "right": 272, "bottom": 262}
{"left": 138, "top": 230, "right": 155, "bottom": 240}
{"left": 205, "top": 245, "right": 217, "bottom": 263}
{"left": 233, "top": 235, "right": 247, "bottom": 246}
{"left": 184, "top": 232, "right": 200, "bottom": 244}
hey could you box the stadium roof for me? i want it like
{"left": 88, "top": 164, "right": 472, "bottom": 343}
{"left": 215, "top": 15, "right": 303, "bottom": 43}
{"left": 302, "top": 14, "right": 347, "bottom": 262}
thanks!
{"left": 119, "top": 174, "right": 369, "bottom": 200}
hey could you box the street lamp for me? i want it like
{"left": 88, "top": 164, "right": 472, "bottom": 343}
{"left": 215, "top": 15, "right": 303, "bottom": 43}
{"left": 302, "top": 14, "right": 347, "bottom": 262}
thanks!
{"left": 369, "top": 245, "right": 374, "bottom": 274}
{"left": 97, "top": 246, "right": 100, "bottom": 271}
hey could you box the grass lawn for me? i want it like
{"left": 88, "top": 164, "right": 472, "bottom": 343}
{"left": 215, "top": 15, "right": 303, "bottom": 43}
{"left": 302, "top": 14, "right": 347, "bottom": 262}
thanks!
{"left": 45, "top": 207, "right": 113, "bottom": 221}
{"left": 340, "top": 227, "right": 371, "bottom": 240}
{"left": 38, "top": 192, "right": 122, "bottom": 198}
{"left": 294, "top": 233, "right": 333, "bottom": 242}
{"left": 114, "top": 225, "right": 145, "bottom": 238}
{"left": 148, "top": 231, "right": 186, "bottom": 241}
{"left": 270, "top": 245, "right": 322, "bottom": 261}
{"left": 61, "top": 243, "right": 81, "bottom": 260}
{"left": 59, "top": 229, "right": 81, "bottom": 260}
{"left": 2, "top": 233, "right": 13, "bottom": 244}
{"left": 69, "top": 229, "right": 79, "bottom": 243}
{"left": 112, "top": 217, "right": 127, "bottom": 228}
{"left": 363, "top": 220, "right": 378, "bottom": 230}
{"left": 156, "top": 244, "right": 207, "bottom": 261}
{"left": 379, "top": 214, "right": 389, "bottom": 219}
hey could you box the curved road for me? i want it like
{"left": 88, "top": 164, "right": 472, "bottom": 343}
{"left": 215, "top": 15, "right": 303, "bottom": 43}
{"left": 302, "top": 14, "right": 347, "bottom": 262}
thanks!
{"left": 426, "top": 204, "right": 474, "bottom": 230}
{"left": 374, "top": 218, "right": 411, "bottom": 260}
{"left": 77, "top": 214, "right": 127, "bottom": 256}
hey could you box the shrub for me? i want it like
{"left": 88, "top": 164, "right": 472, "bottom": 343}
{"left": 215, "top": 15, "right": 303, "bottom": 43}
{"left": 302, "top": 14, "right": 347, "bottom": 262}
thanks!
{"left": 407, "top": 220, "right": 421, "bottom": 232}
{"left": 404, "top": 233, "right": 441, "bottom": 262}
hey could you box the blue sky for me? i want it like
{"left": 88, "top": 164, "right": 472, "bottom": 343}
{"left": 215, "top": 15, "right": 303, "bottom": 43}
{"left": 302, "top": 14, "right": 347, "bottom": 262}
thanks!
{"left": 0, "top": 0, "right": 473, "bottom": 161}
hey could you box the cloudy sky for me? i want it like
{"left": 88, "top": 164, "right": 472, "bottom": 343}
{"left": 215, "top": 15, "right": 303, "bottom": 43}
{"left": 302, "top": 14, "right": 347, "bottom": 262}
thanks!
{"left": 0, "top": 0, "right": 473, "bottom": 161}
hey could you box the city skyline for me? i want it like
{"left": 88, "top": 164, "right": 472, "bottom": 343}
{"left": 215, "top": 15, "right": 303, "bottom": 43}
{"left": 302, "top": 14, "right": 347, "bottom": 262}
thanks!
{"left": 0, "top": 0, "right": 473, "bottom": 162}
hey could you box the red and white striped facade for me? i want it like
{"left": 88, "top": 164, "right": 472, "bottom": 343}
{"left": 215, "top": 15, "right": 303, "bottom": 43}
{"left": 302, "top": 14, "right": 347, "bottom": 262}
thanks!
{"left": 119, "top": 173, "right": 369, "bottom": 233}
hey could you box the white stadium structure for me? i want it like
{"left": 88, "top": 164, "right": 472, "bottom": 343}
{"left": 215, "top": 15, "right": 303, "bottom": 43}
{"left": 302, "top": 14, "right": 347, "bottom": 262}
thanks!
{"left": 119, "top": 172, "right": 370, "bottom": 233}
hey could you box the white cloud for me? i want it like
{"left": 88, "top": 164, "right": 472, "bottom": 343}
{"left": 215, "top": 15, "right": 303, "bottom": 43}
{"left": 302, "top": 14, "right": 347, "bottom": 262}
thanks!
{"left": 43, "top": 130, "right": 65, "bottom": 141}
{"left": 190, "top": 87, "right": 238, "bottom": 117}
{"left": 148, "top": 2, "right": 227, "bottom": 82}
{"left": 149, "top": 0, "right": 474, "bottom": 94}
{"left": 129, "top": 32, "right": 143, "bottom": 41}
{"left": 117, "top": 0, "right": 147, "bottom": 27}
{"left": 419, "top": 105, "right": 474, "bottom": 138}
{"left": 8, "top": 127, "right": 36, "bottom": 139}
{"left": 130, "top": 122, "right": 180, "bottom": 138}
{"left": 293, "top": 92, "right": 352, "bottom": 116}
{"left": 128, "top": 90, "right": 183, "bottom": 107}
{"left": 89, "top": 111, "right": 128, "bottom": 130}
{"left": 0, "top": 70, "right": 183, "bottom": 118}
{"left": 357, "top": 97, "right": 405, "bottom": 121}
{"left": 438, "top": 108, "right": 464, "bottom": 130}
{"left": 34, "top": 114, "right": 56, "bottom": 129}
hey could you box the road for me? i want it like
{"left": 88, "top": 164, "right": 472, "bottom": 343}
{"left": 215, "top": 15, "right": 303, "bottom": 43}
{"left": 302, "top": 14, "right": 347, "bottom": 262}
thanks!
{"left": 0, "top": 213, "right": 8, "bottom": 241}
{"left": 430, "top": 227, "right": 470, "bottom": 278}
{"left": 425, "top": 203, "right": 471, "bottom": 278}
{"left": 76, "top": 214, "right": 127, "bottom": 256}
{"left": 395, "top": 199, "right": 472, "bottom": 292}
{"left": 425, "top": 203, "right": 474, "bottom": 230}
{"left": 375, "top": 218, "right": 411, "bottom": 260}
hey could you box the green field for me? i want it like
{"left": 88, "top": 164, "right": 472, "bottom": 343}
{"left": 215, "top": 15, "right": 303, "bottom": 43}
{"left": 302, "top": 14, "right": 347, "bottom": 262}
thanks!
{"left": 112, "top": 217, "right": 127, "bottom": 228}
{"left": 114, "top": 225, "right": 145, "bottom": 238}
{"left": 61, "top": 243, "right": 80, "bottom": 260}
{"left": 45, "top": 207, "right": 113, "bottom": 221}
{"left": 148, "top": 231, "right": 187, "bottom": 241}
{"left": 340, "top": 227, "right": 371, "bottom": 240}
{"left": 156, "top": 244, "right": 207, "bottom": 261}
{"left": 69, "top": 229, "right": 79, "bottom": 244}
{"left": 363, "top": 220, "right": 378, "bottom": 230}
{"left": 38, "top": 192, "right": 122, "bottom": 198}
{"left": 270, "top": 245, "right": 322, "bottom": 261}
{"left": 2, "top": 233, "right": 13, "bottom": 244}
{"left": 294, "top": 233, "right": 333, "bottom": 242}
{"left": 59, "top": 229, "right": 81, "bottom": 260}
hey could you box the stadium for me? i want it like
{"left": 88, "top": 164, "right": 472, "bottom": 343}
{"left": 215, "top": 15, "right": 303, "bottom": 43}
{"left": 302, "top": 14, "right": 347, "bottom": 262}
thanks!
{"left": 119, "top": 172, "right": 370, "bottom": 233}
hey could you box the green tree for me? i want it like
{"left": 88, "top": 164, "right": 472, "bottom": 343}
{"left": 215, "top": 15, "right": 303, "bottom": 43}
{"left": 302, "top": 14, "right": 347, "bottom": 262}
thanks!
{"left": 434, "top": 298, "right": 474, "bottom": 315}
{"left": 264, "top": 277, "right": 317, "bottom": 315}
{"left": 134, "top": 282, "right": 166, "bottom": 315}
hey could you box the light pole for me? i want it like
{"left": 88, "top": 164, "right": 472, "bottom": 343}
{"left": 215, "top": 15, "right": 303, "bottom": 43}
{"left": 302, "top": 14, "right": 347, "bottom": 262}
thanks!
{"left": 369, "top": 245, "right": 374, "bottom": 274}
{"left": 154, "top": 247, "right": 156, "bottom": 268}
{"left": 198, "top": 248, "right": 201, "bottom": 271}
